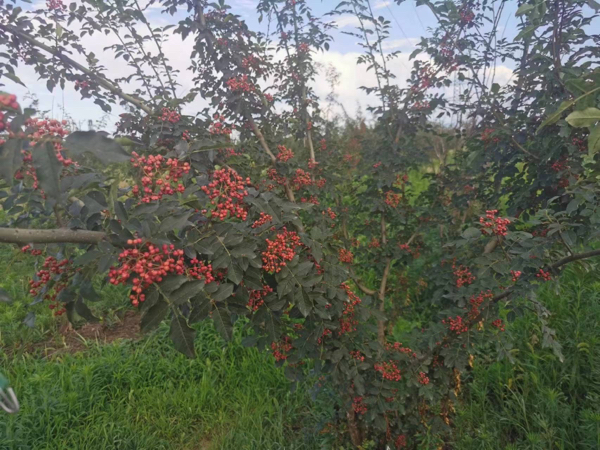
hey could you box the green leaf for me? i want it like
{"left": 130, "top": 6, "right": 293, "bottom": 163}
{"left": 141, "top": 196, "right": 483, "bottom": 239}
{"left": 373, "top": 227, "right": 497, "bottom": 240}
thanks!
{"left": 565, "top": 108, "right": 600, "bottom": 128}
{"left": 212, "top": 306, "right": 233, "bottom": 340}
{"left": 159, "top": 212, "right": 192, "bottom": 233}
{"left": 212, "top": 283, "right": 234, "bottom": 302}
{"left": 74, "top": 297, "right": 99, "bottom": 322}
{"left": 159, "top": 275, "right": 189, "bottom": 294}
{"left": 462, "top": 227, "right": 481, "bottom": 239}
{"left": 227, "top": 262, "right": 244, "bottom": 284}
{"left": 169, "top": 314, "right": 196, "bottom": 358}
{"left": 0, "top": 139, "right": 23, "bottom": 184}
{"left": 64, "top": 131, "right": 130, "bottom": 165}
{"left": 32, "top": 141, "right": 61, "bottom": 201}
{"left": 515, "top": 3, "right": 534, "bottom": 15}
{"left": 589, "top": 125, "right": 600, "bottom": 155}
{"left": 73, "top": 250, "right": 101, "bottom": 266}
{"left": 295, "top": 289, "right": 312, "bottom": 317}
{"left": 169, "top": 280, "right": 205, "bottom": 305}
{"left": 141, "top": 297, "right": 169, "bottom": 332}
{"left": 189, "top": 293, "right": 211, "bottom": 323}
{"left": 537, "top": 100, "right": 574, "bottom": 132}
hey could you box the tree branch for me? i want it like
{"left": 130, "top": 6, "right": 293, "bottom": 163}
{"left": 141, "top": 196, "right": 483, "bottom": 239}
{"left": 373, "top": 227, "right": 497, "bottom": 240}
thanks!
{"left": 0, "top": 228, "right": 106, "bottom": 245}
{"left": 0, "top": 23, "right": 153, "bottom": 115}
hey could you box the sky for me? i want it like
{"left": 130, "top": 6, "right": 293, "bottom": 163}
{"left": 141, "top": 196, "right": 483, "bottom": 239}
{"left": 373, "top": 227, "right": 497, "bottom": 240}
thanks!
{"left": 4, "top": 0, "right": 521, "bottom": 129}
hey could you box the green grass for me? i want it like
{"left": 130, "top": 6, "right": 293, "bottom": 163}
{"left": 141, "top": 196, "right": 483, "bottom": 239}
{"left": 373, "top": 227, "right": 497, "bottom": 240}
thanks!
{"left": 453, "top": 267, "right": 600, "bottom": 449}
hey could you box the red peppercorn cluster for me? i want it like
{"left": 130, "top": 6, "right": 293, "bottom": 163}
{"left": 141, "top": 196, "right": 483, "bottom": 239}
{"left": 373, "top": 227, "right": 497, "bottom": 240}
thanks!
{"left": 300, "top": 195, "right": 320, "bottom": 205}
{"left": 323, "top": 207, "right": 336, "bottom": 222}
{"left": 226, "top": 75, "right": 255, "bottom": 93}
{"left": 339, "top": 283, "right": 361, "bottom": 335}
{"left": 160, "top": 108, "right": 180, "bottom": 123}
{"left": 395, "top": 435, "right": 407, "bottom": 449}
{"left": 384, "top": 191, "right": 401, "bottom": 208}
{"left": 418, "top": 372, "right": 430, "bottom": 385}
{"left": 265, "top": 93, "right": 274, "bottom": 103}
{"left": 46, "top": 0, "right": 66, "bottom": 9}
{"left": 481, "top": 128, "right": 500, "bottom": 144}
{"left": 467, "top": 290, "right": 493, "bottom": 320}
{"left": 374, "top": 360, "right": 402, "bottom": 381}
{"left": 308, "top": 159, "right": 319, "bottom": 170}
{"left": 109, "top": 239, "right": 215, "bottom": 306}
{"left": 453, "top": 264, "right": 475, "bottom": 288}
{"left": 350, "top": 350, "right": 365, "bottom": 362}
{"left": 352, "top": 397, "right": 367, "bottom": 415}
{"left": 267, "top": 168, "right": 287, "bottom": 187}
{"left": 318, "top": 328, "right": 332, "bottom": 344}
{"left": 201, "top": 167, "right": 250, "bottom": 221}
{"left": 218, "top": 147, "right": 241, "bottom": 159}
{"left": 537, "top": 268, "right": 552, "bottom": 281}
{"left": 252, "top": 212, "right": 273, "bottom": 228}
{"left": 27, "top": 253, "right": 74, "bottom": 316}
{"left": 209, "top": 114, "right": 234, "bottom": 135}
{"left": 491, "top": 319, "right": 505, "bottom": 331}
{"left": 261, "top": 228, "right": 302, "bottom": 273}
{"left": 338, "top": 248, "right": 354, "bottom": 264}
{"left": 572, "top": 137, "right": 586, "bottom": 152}
{"left": 247, "top": 284, "right": 273, "bottom": 311}
{"left": 241, "top": 55, "right": 262, "bottom": 71}
{"left": 479, "top": 209, "right": 510, "bottom": 236}
{"left": 368, "top": 238, "right": 381, "bottom": 249}
{"left": 319, "top": 139, "right": 327, "bottom": 151}
{"left": 276, "top": 145, "right": 294, "bottom": 162}
{"left": 21, "top": 245, "right": 43, "bottom": 256}
{"left": 271, "top": 336, "right": 292, "bottom": 361}
{"left": 550, "top": 158, "right": 568, "bottom": 172}
{"left": 373, "top": 161, "right": 382, "bottom": 168}
{"left": 385, "top": 342, "right": 417, "bottom": 358}
{"left": 297, "top": 43, "right": 310, "bottom": 53}
{"left": 460, "top": 8, "right": 475, "bottom": 23}
{"left": 291, "top": 168, "right": 312, "bottom": 191}
{"left": 0, "top": 93, "right": 19, "bottom": 113}
{"left": 510, "top": 270, "right": 522, "bottom": 282}
{"left": 442, "top": 315, "right": 469, "bottom": 335}
{"left": 130, "top": 152, "right": 189, "bottom": 203}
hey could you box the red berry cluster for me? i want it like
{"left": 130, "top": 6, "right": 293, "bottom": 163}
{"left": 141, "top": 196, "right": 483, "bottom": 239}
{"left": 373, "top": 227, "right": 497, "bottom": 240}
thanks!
{"left": 492, "top": 319, "right": 505, "bottom": 332}
{"left": 291, "top": 168, "right": 312, "bottom": 191}
{"left": 297, "top": 43, "right": 310, "bottom": 53}
{"left": 241, "top": 55, "right": 262, "bottom": 71}
{"left": 0, "top": 93, "right": 19, "bottom": 113}
{"left": 395, "top": 435, "right": 407, "bottom": 449}
{"left": 412, "top": 101, "right": 430, "bottom": 110}
{"left": 453, "top": 264, "right": 475, "bottom": 288}
{"left": 537, "top": 268, "right": 552, "bottom": 281}
{"left": 209, "top": 114, "right": 234, "bottom": 135}
{"left": 319, "top": 139, "right": 327, "bottom": 151}
{"left": 247, "top": 284, "right": 273, "bottom": 311}
{"left": 481, "top": 128, "right": 500, "bottom": 144}
{"left": 572, "top": 137, "right": 586, "bottom": 152}
{"left": 21, "top": 245, "right": 42, "bottom": 256}
{"left": 261, "top": 228, "right": 302, "bottom": 273}
{"left": 130, "top": 152, "right": 189, "bottom": 203}
{"left": 226, "top": 75, "right": 255, "bottom": 93}
{"left": 160, "top": 108, "right": 180, "bottom": 123}
{"left": 338, "top": 248, "right": 354, "bottom": 264}
{"left": 27, "top": 253, "right": 74, "bottom": 316}
{"left": 479, "top": 210, "right": 510, "bottom": 236}
{"left": 384, "top": 191, "right": 401, "bottom": 208}
{"left": 460, "top": 8, "right": 475, "bottom": 23}
{"left": 109, "top": 239, "right": 215, "bottom": 306}
{"left": 373, "top": 161, "right": 382, "bottom": 168}
{"left": 271, "top": 336, "right": 292, "bottom": 361}
{"left": 323, "top": 207, "right": 336, "bottom": 221}
{"left": 265, "top": 93, "right": 274, "bottom": 102}
{"left": 218, "top": 147, "right": 241, "bottom": 159}
{"left": 308, "top": 159, "right": 319, "bottom": 170}
{"left": 352, "top": 397, "right": 367, "bottom": 415}
{"left": 318, "top": 328, "right": 332, "bottom": 344}
{"left": 350, "top": 350, "right": 365, "bottom": 362}
{"left": 368, "top": 238, "right": 381, "bottom": 249}
{"left": 339, "top": 283, "right": 361, "bottom": 335}
{"left": 252, "top": 212, "right": 273, "bottom": 228}
{"left": 418, "top": 372, "right": 430, "bottom": 385}
{"left": 467, "top": 290, "right": 493, "bottom": 320}
{"left": 386, "top": 342, "right": 417, "bottom": 358}
{"left": 374, "top": 360, "right": 402, "bottom": 381}
{"left": 276, "top": 145, "right": 294, "bottom": 162}
{"left": 300, "top": 195, "right": 320, "bottom": 205}
{"left": 510, "top": 270, "right": 522, "bottom": 282}
{"left": 550, "top": 158, "right": 568, "bottom": 172}
{"left": 442, "top": 315, "right": 469, "bottom": 335}
{"left": 46, "top": 0, "right": 66, "bottom": 9}
{"left": 201, "top": 167, "right": 250, "bottom": 221}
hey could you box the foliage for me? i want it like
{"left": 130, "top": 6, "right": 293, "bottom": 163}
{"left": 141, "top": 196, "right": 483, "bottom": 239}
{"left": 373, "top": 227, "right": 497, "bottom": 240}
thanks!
{"left": 0, "top": 0, "right": 600, "bottom": 448}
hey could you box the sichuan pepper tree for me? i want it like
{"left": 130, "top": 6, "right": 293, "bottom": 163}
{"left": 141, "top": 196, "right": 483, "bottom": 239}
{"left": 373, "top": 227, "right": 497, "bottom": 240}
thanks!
{"left": 1, "top": 0, "right": 600, "bottom": 448}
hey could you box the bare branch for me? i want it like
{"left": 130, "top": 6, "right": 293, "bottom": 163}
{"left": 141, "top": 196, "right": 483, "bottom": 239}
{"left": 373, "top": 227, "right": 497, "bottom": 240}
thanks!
{"left": 0, "top": 228, "right": 106, "bottom": 245}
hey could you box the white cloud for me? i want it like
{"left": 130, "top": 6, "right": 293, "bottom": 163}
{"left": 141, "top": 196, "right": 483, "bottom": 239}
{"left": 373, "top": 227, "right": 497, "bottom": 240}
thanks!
{"left": 230, "top": 0, "right": 257, "bottom": 9}
{"left": 381, "top": 38, "right": 419, "bottom": 50}
{"left": 374, "top": 1, "right": 391, "bottom": 9}
{"left": 331, "top": 16, "right": 363, "bottom": 29}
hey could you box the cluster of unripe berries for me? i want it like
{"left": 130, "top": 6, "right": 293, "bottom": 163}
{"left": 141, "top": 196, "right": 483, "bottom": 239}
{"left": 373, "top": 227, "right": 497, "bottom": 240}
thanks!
{"left": 338, "top": 248, "right": 354, "bottom": 264}
{"left": 261, "top": 228, "right": 302, "bottom": 273}
{"left": 374, "top": 360, "right": 402, "bottom": 381}
{"left": 108, "top": 239, "right": 215, "bottom": 306}
{"left": 453, "top": 264, "right": 475, "bottom": 288}
{"left": 251, "top": 212, "right": 273, "bottom": 229}
{"left": 479, "top": 210, "right": 510, "bottom": 236}
{"left": 160, "top": 108, "right": 180, "bottom": 123}
{"left": 201, "top": 167, "right": 250, "bottom": 221}
{"left": 247, "top": 285, "right": 273, "bottom": 311}
{"left": 276, "top": 145, "right": 294, "bottom": 162}
{"left": 130, "top": 152, "right": 189, "bottom": 203}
